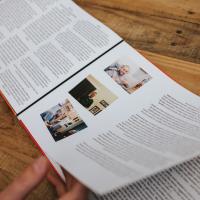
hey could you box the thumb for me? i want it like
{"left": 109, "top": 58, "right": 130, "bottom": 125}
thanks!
{"left": 0, "top": 156, "right": 50, "bottom": 200}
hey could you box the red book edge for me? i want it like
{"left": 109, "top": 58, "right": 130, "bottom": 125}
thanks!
{"left": 0, "top": 89, "right": 62, "bottom": 180}
{"left": 18, "top": 120, "right": 63, "bottom": 180}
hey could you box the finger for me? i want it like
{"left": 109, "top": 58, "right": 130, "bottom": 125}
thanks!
{"left": 59, "top": 182, "right": 88, "bottom": 200}
{"left": 47, "top": 171, "right": 66, "bottom": 197}
{"left": 0, "top": 156, "right": 50, "bottom": 200}
{"left": 61, "top": 167, "right": 76, "bottom": 190}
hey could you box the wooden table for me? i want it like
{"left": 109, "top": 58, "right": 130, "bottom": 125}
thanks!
{"left": 0, "top": 0, "right": 199, "bottom": 199}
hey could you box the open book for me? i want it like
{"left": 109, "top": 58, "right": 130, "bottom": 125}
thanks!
{"left": 0, "top": 0, "right": 200, "bottom": 199}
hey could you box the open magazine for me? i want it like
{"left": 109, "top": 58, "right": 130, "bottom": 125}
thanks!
{"left": 0, "top": 0, "right": 200, "bottom": 198}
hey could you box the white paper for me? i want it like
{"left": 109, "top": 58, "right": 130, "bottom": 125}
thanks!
{"left": 19, "top": 42, "right": 200, "bottom": 194}
{"left": 90, "top": 156, "right": 200, "bottom": 200}
{"left": 1, "top": 0, "right": 200, "bottom": 196}
{"left": 0, "top": 0, "right": 121, "bottom": 114}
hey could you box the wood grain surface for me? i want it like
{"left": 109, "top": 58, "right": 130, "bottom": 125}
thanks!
{"left": 0, "top": 0, "right": 200, "bottom": 199}
{"left": 75, "top": 0, "right": 200, "bottom": 64}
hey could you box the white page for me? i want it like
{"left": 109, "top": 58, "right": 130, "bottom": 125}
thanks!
{"left": 19, "top": 42, "right": 200, "bottom": 194}
{"left": 0, "top": 0, "right": 121, "bottom": 114}
{"left": 90, "top": 156, "right": 200, "bottom": 200}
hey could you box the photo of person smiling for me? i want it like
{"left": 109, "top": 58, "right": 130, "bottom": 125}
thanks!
{"left": 105, "top": 57, "right": 152, "bottom": 94}
{"left": 105, "top": 64, "right": 130, "bottom": 88}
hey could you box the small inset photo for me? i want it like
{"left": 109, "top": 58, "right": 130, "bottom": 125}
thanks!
{"left": 40, "top": 99, "right": 87, "bottom": 142}
{"left": 69, "top": 75, "right": 117, "bottom": 115}
{"left": 105, "top": 57, "right": 152, "bottom": 94}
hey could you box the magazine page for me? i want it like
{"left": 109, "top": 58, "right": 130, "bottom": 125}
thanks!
{"left": 19, "top": 42, "right": 200, "bottom": 194}
{"left": 0, "top": 0, "right": 121, "bottom": 114}
{"left": 90, "top": 156, "right": 200, "bottom": 200}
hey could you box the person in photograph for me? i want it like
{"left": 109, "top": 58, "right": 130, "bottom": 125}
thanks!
{"left": 41, "top": 108, "right": 69, "bottom": 136}
{"left": 70, "top": 75, "right": 118, "bottom": 115}
{"left": 78, "top": 91, "right": 97, "bottom": 108}
{"left": 41, "top": 99, "right": 88, "bottom": 141}
{"left": 105, "top": 63, "right": 130, "bottom": 88}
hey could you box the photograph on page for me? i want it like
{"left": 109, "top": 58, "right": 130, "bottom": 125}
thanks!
{"left": 105, "top": 57, "right": 152, "bottom": 94}
{"left": 69, "top": 75, "right": 118, "bottom": 115}
{"left": 40, "top": 99, "right": 87, "bottom": 142}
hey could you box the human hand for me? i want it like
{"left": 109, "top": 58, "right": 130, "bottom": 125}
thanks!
{"left": 47, "top": 165, "right": 88, "bottom": 200}
{"left": 0, "top": 156, "right": 88, "bottom": 200}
